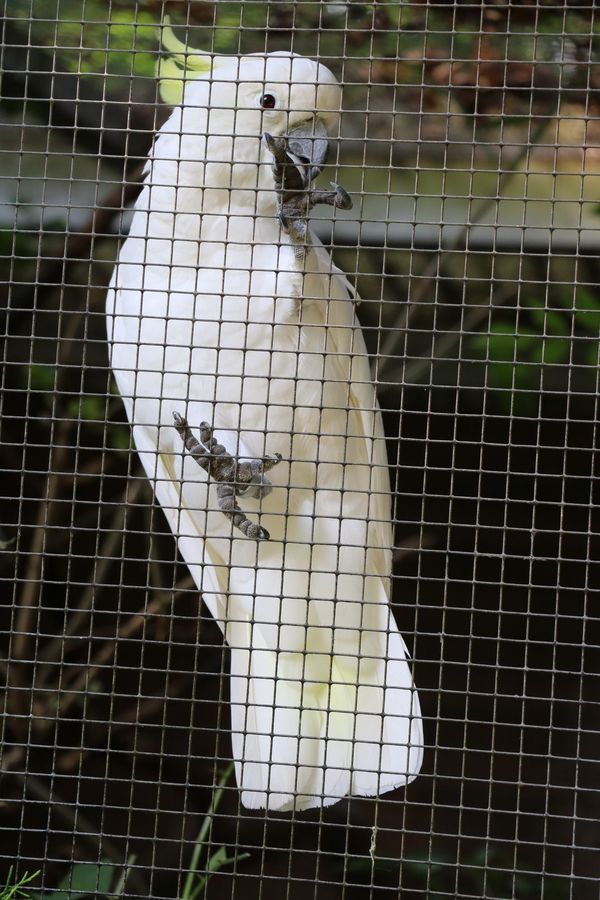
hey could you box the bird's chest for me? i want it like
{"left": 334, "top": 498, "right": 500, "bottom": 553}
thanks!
{"left": 115, "top": 225, "right": 353, "bottom": 449}
{"left": 152, "top": 238, "right": 339, "bottom": 384}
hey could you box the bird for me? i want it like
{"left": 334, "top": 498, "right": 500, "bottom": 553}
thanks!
{"left": 105, "top": 24, "right": 423, "bottom": 811}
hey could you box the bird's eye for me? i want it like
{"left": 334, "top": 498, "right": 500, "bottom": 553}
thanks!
{"left": 260, "top": 93, "right": 277, "bottom": 110}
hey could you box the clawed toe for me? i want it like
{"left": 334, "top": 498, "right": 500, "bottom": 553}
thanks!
{"left": 173, "top": 413, "right": 281, "bottom": 542}
{"left": 329, "top": 182, "right": 353, "bottom": 210}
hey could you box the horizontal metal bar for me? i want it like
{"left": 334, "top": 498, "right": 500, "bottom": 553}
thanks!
{"left": 312, "top": 220, "right": 599, "bottom": 256}
{"left": 111, "top": 209, "right": 597, "bottom": 257}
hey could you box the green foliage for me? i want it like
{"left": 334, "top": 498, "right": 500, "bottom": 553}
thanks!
{"left": 184, "top": 845, "right": 248, "bottom": 900}
{"left": 470, "top": 285, "right": 600, "bottom": 414}
{"left": 65, "top": 392, "right": 131, "bottom": 450}
{"left": 0, "top": 230, "right": 39, "bottom": 259}
{"left": 21, "top": 857, "right": 135, "bottom": 900}
{"left": 21, "top": 367, "right": 130, "bottom": 448}
{"left": 32, "top": 862, "right": 114, "bottom": 900}
{"left": 567, "top": 287, "right": 600, "bottom": 334}
{"left": 26, "top": 365, "right": 57, "bottom": 394}
{"left": 10, "top": 0, "right": 158, "bottom": 93}
{"left": 1, "top": 773, "right": 245, "bottom": 900}
{"left": 181, "top": 764, "right": 249, "bottom": 900}
{"left": 346, "top": 846, "right": 570, "bottom": 899}
{"left": 0, "top": 870, "right": 40, "bottom": 900}
{"left": 65, "top": 395, "right": 107, "bottom": 423}
{"left": 9, "top": 0, "right": 596, "bottom": 106}
{"left": 63, "top": 8, "right": 158, "bottom": 82}
{"left": 22, "top": 365, "right": 56, "bottom": 414}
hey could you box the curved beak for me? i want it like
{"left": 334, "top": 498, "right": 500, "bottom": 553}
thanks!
{"left": 285, "top": 118, "right": 330, "bottom": 187}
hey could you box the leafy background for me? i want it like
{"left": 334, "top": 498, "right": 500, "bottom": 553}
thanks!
{"left": 1, "top": 2, "right": 598, "bottom": 899}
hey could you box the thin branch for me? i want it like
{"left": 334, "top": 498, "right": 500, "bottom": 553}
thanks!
{"left": 377, "top": 113, "right": 556, "bottom": 374}
{"left": 7, "top": 772, "right": 147, "bottom": 893}
{"left": 53, "top": 593, "right": 173, "bottom": 723}
{"left": 32, "top": 476, "right": 147, "bottom": 689}
{"left": 7, "top": 170, "right": 144, "bottom": 322}
{"left": 396, "top": 282, "right": 517, "bottom": 390}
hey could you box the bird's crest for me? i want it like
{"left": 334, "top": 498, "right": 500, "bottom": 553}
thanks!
{"left": 157, "top": 19, "right": 217, "bottom": 105}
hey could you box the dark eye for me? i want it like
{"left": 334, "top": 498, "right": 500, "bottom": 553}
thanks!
{"left": 260, "top": 93, "right": 277, "bottom": 110}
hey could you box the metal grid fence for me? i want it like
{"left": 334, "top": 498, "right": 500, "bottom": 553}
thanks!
{"left": 1, "top": 2, "right": 598, "bottom": 898}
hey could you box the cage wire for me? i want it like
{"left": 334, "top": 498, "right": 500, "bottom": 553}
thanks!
{"left": 0, "top": 1, "right": 598, "bottom": 898}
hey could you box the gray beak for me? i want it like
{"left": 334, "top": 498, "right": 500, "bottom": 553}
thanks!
{"left": 286, "top": 118, "right": 330, "bottom": 187}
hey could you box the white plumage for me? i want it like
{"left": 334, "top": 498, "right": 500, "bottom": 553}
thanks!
{"left": 106, "top": 40, "right": 423, "bottom": 810}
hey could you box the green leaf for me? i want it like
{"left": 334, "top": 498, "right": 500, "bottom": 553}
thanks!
{"left": 525, "top": 303, "right": 569, "bottom": 336}
{"left": 585, "top": 341, "right": 600, "bottom": 367}
{"left": 488, "top": 322, "right": 518, "bottom": 362}
{"left": 469, "top": 319, "right": 518, "bottom": 367}
{"left": 0, "top": 869, "right": 40, "bottom": 900}
{"left": 108, "top": 854, "right": 136, "bottom": 899}
{"left": 207, "top": 848, "right": 249, "bottom": 875}
{"left": 554, "top": 287, "right": 600, "bottom": 333}
{"left": 182, "top": 764, "right": 238, "bottom": 900}
{"left": 574, "top": 288, "right": 600, "bottom": 333}
{"left": 537, "top": 337, "right": 571, "bottom": 366}
{"left": 488, "top": 361, "right": 516, "bottom": 390}
{"left": 515, "top": 328, "right": 538, "bottom": 359}
{"left": 66, "top": 397, "right": 107, "bottom": 422}
{"left": 514, "top": 361, "right": 539, "bottom": 391}
{"left": 26, "top": 365, "right": 57, "bottom": 392}
{"left": 0, "top": 229, "right": 39, "bottom": 257}
{"left": 37, "top": 862, "right": 114, "bottom": 900}
{"left": 108, "top": 425, "right": 131, "bottom": 451}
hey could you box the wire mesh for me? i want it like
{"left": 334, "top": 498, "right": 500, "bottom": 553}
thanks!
{"left": 1, "top": 2, "right": 598, "bottom": 898}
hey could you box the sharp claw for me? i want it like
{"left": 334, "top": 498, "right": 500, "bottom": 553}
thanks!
{"left": 263, "top": 132, "right": 288, "bottom": 166}
{"left": 250, "top": 524, "right": 270, "bottom": 542}
{"left": 330, "top": 182, "right": 353, "bottom": 210}
{"left": 173, "top": 410, "right": 189, "bottom": 434}
{"left": 290, "top": 220, "right": 307, "bottom": 242}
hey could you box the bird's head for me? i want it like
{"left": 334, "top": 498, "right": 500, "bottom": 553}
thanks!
{"left": 154, "top": 25, "right": 342, "bottom": 206}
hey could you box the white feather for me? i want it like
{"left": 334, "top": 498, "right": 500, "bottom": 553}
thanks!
{"left": 106, "top": 50, "right": 423, "bottom": 810}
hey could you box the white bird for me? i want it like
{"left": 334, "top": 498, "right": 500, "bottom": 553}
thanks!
{"left": 106, "top": 27, "right": 423, "bottom": 811}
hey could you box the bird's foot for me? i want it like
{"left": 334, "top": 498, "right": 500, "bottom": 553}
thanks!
{"left": 263, "top": 132, "right": 309, "bottom": 251}
{"left": 173, "top": 412, "right": 281, "bottom": 542}
{"left": 235, "top": 454, "right": 282, "bottom": 500}
{"left": 263, "top": 133, "right": 352, "bottom": 252}
{"left": 263, "top": 132, "right": 306, "bottom": 198}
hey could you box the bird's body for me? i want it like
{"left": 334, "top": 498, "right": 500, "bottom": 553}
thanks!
{"left": 106, "top": 44, "right": 423, "bottom": 810}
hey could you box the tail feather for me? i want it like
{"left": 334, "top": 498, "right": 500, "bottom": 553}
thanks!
{"left": 229, "top": 618, "right": 423, "bottom": 811}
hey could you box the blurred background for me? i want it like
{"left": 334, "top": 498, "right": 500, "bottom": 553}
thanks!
{"left": 1, "top": 2, "right": 598, "bottom": 898}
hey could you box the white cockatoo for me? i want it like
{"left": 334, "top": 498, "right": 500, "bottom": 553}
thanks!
{"left": 106, "top": 27, "right": 423, "bottom": 811}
